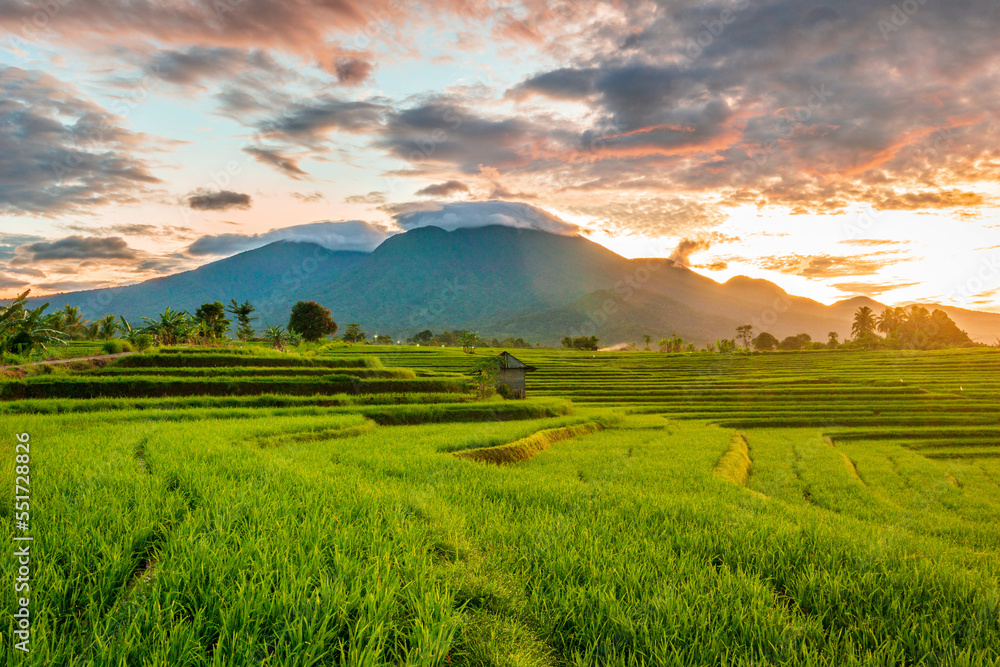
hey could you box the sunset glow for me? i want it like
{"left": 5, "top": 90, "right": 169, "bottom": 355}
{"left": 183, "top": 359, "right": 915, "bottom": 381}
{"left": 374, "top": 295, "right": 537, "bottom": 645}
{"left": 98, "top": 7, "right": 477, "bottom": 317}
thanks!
{"left": 2, "top": 0, "right": 999, "bottom": 311}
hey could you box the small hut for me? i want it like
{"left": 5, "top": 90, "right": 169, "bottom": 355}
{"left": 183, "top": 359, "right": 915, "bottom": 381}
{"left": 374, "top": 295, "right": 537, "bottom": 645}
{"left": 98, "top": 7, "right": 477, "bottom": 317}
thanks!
{"left": 493, "top": 351, "right": 537, "bottom": 399}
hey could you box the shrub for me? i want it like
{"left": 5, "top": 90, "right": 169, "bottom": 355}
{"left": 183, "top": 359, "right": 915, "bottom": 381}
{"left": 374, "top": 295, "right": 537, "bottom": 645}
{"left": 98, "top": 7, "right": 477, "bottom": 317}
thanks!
{"left": 496, "top": 383, "right": 518, "bottom": 400}
{"left": 561, "top": 335, "right": 599, "bottom": 350}
{"left": 100, "top": 340, "right": 133, "bottom": 354}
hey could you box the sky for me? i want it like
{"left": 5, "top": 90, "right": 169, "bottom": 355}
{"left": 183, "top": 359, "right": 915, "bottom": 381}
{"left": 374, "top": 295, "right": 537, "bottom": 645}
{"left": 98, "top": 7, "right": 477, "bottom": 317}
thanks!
{"left": 1, "top": 0, "right": 999, "bottom": 311}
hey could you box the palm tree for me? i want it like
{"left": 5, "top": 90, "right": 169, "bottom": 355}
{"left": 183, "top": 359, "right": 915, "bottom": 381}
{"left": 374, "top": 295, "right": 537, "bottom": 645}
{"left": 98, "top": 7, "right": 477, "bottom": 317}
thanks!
{"left": 58, "top": 305, "right": 86, "bottom": 339}
{"left": 97, "top": 314, "right": 118, "bottom": 340}
{"left": 828, "top": 331, "right": 839, "bottom": 346}
{"left": 642, "top": 334, "right": 652, "bottom": 350}
{"left": 852, "top": 306, "right": 876, "bottom": 339}
{"left": 876, "top": 308, "right": 901, "bottom": 337}
{"left": 658, "top": 335, "right": 685, "bottom": 353}
{"left": 907, "top": 305, "right": 930, "bottom": 327}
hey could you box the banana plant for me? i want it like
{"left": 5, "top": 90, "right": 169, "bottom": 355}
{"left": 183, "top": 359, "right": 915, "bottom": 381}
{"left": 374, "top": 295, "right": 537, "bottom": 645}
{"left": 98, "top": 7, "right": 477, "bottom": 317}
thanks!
{"left": 0, "top": 291, "right": 66, "bottom": 355}
{"left": 141, "top": 307, "right": 193, "bottom": 346}
{"left": 263, "top": 324, "right": 299, "bottom": 351}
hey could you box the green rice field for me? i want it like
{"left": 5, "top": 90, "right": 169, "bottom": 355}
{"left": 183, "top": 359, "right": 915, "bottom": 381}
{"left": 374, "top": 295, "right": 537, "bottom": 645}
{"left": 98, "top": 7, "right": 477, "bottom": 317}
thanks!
{"left": 2, "top": 346, "right": 999, "bottom": 665}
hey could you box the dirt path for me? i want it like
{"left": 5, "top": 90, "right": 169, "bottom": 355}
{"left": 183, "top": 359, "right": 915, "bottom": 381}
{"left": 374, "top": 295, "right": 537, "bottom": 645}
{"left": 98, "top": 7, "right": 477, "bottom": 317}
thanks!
{"left": 1, "top": 351, "right": 136, "bottom": 369}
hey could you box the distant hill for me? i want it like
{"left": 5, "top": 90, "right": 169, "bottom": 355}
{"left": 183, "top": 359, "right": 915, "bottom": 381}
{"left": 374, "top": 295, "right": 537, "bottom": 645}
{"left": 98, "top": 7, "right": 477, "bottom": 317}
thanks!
{"left": 22, "top": 226, "right": 1000, "bottom": 345}
{"left": 26, "top": 241, "right": 366, "bottom": 325}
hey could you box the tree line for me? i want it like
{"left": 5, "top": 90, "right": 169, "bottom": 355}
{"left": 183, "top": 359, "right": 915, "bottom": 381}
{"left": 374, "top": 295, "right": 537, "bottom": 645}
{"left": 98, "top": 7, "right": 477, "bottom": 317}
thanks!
{"left": 407, "top": 330, "right": 534, "bottom": 351}
{"left": 0, "top": 291, "right": 543, "bottom": 359}
{"left": 558, "top": 306, "right": 976, "bottom": 354}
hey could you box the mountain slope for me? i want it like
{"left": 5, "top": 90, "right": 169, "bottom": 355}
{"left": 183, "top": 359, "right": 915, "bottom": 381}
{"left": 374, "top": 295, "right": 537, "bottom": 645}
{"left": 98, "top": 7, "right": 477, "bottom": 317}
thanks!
{"left": 27, "top": 241, "right": 366, "bottom": 324}
{"left": 311, "top": 225, "right": 640, "bottom": 332}
{"left": 17, "top": 226, "right": 1000, "bottom": 345}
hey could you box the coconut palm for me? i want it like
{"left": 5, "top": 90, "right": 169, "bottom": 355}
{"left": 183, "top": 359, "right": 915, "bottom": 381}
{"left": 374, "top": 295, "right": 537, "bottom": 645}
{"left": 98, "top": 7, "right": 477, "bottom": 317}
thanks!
{"left": 97, "top": 314, "right": 119, "bottom": 340}
{"left": 876, "top": 307, "right": 903, "bottom": 337}
{"left": 659, "top": 335, "right": 685, "bottom": 353}
{"left": 852, "top": 306, "right": 877, "bottom": 339}
{"left": 58, "top": 305, "right": 87, "bottom": 339}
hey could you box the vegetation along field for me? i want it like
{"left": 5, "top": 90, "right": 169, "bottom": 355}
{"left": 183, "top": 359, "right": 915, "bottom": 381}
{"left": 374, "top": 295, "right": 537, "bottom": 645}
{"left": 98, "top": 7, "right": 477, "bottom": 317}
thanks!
{"left": 3, "top": 344, "right": 1000, "bottom": 665}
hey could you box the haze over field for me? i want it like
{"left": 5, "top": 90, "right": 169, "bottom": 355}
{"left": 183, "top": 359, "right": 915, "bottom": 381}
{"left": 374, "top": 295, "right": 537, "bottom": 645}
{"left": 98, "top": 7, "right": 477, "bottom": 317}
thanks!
{"left": 2, "top": 0, "right": 1000, "bottom": 315}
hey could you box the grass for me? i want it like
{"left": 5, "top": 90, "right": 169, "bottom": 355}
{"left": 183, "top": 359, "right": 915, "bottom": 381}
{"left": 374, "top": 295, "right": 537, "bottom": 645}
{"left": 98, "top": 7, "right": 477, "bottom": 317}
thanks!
{"left": 453, "top": 422, "right": 606, "bottom": 465}
{"left": 1, "top": 345, "right": 999, "bottom": 664}
{"left": 0, "top": 375, "right": 468, "bottom": 399}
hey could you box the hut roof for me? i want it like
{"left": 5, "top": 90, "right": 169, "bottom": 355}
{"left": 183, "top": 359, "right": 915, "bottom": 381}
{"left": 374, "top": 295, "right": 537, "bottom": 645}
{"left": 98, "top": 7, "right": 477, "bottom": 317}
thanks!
{"left": 498, "top": 351, "right": 537, "bottom": 371}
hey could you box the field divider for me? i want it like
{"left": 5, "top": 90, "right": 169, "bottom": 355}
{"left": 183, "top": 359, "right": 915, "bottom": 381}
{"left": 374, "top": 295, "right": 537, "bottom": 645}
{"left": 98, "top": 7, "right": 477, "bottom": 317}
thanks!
{"left": 248, "top": 420, "right": 379, "bottom": 448}
{"left": 453, "top": 421, "right": 605, "bottom": 465}
{"left": 713, "top": 433, "right": 753, "bottom": 488}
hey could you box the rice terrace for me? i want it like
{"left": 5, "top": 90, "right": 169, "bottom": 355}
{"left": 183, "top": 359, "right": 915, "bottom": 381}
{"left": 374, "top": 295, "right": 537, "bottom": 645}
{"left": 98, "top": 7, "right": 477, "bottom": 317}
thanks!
{"left": 5, "top": 0, "right": 1000, "bottom": 664}
{"left": 3, "top": 338, "right": 1000, "bottom": 665}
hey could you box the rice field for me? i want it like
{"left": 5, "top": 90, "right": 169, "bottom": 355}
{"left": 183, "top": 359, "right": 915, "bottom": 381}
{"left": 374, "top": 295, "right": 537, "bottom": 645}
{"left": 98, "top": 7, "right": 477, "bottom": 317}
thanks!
{"left": 2, "top": 345, "right": 999, "bottom": 665}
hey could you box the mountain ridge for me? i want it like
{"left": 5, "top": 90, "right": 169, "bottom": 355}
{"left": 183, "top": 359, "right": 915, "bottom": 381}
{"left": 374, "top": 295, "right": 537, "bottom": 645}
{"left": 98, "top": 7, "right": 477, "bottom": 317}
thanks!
{"left": 17, "top": 226, "right": 1000, "bottom": 345}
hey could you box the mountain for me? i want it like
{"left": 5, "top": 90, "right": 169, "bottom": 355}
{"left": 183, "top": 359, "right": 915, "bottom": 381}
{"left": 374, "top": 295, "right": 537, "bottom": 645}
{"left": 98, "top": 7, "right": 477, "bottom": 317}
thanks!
{"left": 20, "top": 226, "right": 1000, "bottom": 345}
{"left": 26, "top": 241, "right": 366, "bottom": 325}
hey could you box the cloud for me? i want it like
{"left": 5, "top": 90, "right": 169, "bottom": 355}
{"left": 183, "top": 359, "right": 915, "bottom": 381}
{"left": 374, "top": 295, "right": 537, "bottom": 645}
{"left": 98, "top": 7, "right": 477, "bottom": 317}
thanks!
{"left": 142, "top": 47, "right": 283, "bottom": 86}
{"left": 492, "top": 0, "right": 1000, "bottom": 214}
{"left": 0, "top": 67, "right": 160, "bottom": 215}
{"left": 694, "top": 261, "right": 729, "bottom": 271}
{"left": 393, "top": 201, "right": 579, "bottom": 235}
{"left": 869, "top": 189, "right": 985, "bottom": 211}
{"left": 60, "top": 224, "right": 195, "bottom": 240}
{"left": 668, "top": 238, "right": 711, "bottom": 268}
{"left": 839, "top": 239, "right": 912, "bottom": 247}
{"left": 570, "top": 196, "right": 723, "bottom": 238}
{"left": 758, "top": 253, "right": 901, "bottom": 279}
{"left": 186, "top": 220, "right": 390, "bottom": 256}
{"left": 512, "top": 67, "right": 598, "bottom": 101}
{"left": 344, "top": 192, "right": 386, "bottom": 205}
{"left": 243, "top": 146, "right": 308, "bottom": 178}
{"left": 3, "top": 267, "right": 46, "bottom": 278}
{"left": 0, "top": 234, "right": 47, "bottom": 264}
{"left": 334, "top": 59, "right": 374, "bottom": 85}
{"left": 293, "top": 191, "right": 326, "bottom": 202}
{"left": 36, "top": 280, "right": 108, "bottom": 293}
{"left": 10, "top": 236, "right": 138, "bottom": 265}
{"left": 257, "top": 96, "right": 385, "bottom": 144}
{"left": 416, "top": 180, "right": 470, "bottom": 197}
{"left": 0, "top": 273, "right": 30, "bottom": 290}
{"left": 187, "top": 189, "right": 253, "bottom": 211}
{"left": 0, "top": 0, "right": 530, "bottom": 65}
{"left": 831, "top": 281, "right": 922, "bottom": 297}
{"left": 377, "top": 101, "right": 541, "bottom": 173}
